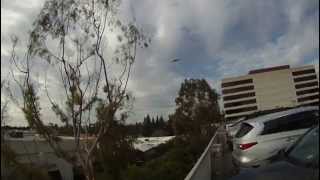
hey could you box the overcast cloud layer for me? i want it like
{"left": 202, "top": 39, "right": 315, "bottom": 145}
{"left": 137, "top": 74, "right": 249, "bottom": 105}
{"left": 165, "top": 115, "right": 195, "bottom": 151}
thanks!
{"left": 1, "top": 0, "right": 319, "bottom": 126}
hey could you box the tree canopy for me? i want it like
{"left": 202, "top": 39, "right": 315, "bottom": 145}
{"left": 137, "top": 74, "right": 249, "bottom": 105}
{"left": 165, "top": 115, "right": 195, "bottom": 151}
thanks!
{"left": 171, "top": 79, "right": 221, "bottom": 136}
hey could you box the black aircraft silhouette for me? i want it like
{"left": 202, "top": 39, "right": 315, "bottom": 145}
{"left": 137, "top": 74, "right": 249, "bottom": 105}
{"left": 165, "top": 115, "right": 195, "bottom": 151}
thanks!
{"left": 170, "top": 58, "right": 180, "bottom": 63}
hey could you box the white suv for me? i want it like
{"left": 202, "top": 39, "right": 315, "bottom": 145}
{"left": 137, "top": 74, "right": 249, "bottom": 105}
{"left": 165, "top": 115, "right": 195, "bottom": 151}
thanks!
{"left": 232, "top": 106, "right": 319, "bottom": 168}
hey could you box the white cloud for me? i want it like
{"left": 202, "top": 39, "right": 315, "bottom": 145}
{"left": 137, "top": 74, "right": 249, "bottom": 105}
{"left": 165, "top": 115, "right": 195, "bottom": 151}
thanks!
{"left": 1, "top": 0, "right": 319, "bottom": 125}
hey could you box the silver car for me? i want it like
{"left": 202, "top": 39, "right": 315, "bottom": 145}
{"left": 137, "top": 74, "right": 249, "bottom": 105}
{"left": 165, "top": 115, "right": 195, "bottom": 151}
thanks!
{"left": 232, "top": 106, "right": 319, "bottom": 168}
{"left": 226, "top": 107, "right": 294, "bottom": 138}
{"left": 226, "top": 117, "right": 246, "bottom": 138}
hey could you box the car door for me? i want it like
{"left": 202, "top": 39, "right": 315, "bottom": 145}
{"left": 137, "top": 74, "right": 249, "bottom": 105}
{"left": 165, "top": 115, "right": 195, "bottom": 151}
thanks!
{"left": 257, "top": 110, "right": 318, "bottom": 161}
{"left": 283, "top": 110, "right": 319, "bottom": 146}
{"left": 271, "top": 110, "right": 317, "bottom": 139}
{"left": 257, "top": 131, "right": 304, "bottom": 162}
{"left": 257, "top": 118, "right": 295, "bottom": 161}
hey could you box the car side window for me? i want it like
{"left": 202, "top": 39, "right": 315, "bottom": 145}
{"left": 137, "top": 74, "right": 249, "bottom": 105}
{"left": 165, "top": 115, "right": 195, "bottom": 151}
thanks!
{"left": 262, "top": 120, "right": 280, "bottom": 135}
{"left": 262, "top": 111, "right": 319, "bottom": 135}
{"left": 285, "top": 111, "right": 318, "bottom": 131}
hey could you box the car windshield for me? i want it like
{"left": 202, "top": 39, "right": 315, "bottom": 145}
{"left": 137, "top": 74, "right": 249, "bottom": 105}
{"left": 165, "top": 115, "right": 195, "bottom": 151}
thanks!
{"left": 287, "top": 126, "right": 319, "bottom": 167}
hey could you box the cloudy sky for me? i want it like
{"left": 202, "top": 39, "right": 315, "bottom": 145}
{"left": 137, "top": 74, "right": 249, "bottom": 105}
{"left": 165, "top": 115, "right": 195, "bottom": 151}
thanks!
{"left": 1, "top": 0, "right": 319, "bottom": 126}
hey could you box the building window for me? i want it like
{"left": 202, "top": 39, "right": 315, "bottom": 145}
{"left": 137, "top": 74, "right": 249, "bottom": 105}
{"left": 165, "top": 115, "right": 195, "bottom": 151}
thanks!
{"left": 301, "top": 101, "right": 319, "bottom": 106}
{"left": 295, "top": 81, "right": 319, "bottom": 89}
{"left": 222, "top": 85, "right": 254, "bottom": 94}
{"left": 224, "top": 99, "right": 257, "bottom": 108}
{"left": 293, "top": 75, "right": 317, "bottom": 83}
{"left": 297, "top": 95, "right": 319, "bottom": 102}
{"left": 249, "top": 65, "right": 290, "bottom": 74}
{"left": 296, "top": 88, "right": 319, "bottom": 96}
{"left": 223, "top": 92, "right": 256, "bottom": 101}
{"left": 221, "top": 79, "right": 253, "bottom": 88}
{"left": 225, "top": 106, "right": 258, "bottom": 115}
{"left": 292, "top": 69, "right": 316, "bottom": 76}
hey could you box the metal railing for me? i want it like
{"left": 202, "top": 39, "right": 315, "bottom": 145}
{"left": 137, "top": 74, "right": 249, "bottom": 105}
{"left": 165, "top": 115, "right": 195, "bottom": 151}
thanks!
{"left": 184, "top": 126, "right": 225, "bottom": 180}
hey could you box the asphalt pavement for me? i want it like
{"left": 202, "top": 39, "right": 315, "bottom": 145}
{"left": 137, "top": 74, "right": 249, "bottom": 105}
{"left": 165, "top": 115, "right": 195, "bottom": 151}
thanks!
{"left": 211, "top": 128, "right": 239, "bottom": 180}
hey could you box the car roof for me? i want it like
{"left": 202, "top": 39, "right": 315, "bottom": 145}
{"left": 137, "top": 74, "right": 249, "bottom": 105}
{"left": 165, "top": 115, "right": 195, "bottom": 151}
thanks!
{"left": 244, "top": 106, "right": 319, "bottom": 127}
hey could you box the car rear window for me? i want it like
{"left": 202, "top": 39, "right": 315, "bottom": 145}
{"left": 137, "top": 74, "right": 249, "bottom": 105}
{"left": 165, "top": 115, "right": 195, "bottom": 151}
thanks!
{"left": 235, "top": 123, "right": 253, "bottom": 138}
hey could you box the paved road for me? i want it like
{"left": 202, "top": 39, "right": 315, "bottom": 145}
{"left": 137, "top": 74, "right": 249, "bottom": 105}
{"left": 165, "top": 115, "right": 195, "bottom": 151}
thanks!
{"left": 211, "top": 127, "right": 239, "bottom": 180}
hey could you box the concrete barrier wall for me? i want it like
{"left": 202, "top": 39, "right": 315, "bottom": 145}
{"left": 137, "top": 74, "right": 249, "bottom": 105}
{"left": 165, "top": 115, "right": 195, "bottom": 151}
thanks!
{"left": 184, "top": 151, "right": 212, "bottom": 180}
{"left": 2, "top": 138, "right": 78, "bottom": 180}
{"left": 184, "top": 128, "right": 221, "bottom": 180}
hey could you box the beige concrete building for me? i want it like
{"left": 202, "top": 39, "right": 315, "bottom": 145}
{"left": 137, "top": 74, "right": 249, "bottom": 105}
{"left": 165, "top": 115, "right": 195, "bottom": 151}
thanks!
{"left": 221, "top": 65, "right": 319, "bottom": 120}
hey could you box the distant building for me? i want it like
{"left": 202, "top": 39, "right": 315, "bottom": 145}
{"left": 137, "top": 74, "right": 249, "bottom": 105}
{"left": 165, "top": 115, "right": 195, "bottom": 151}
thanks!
{"left": 221, "top": 65, "right": 319, "bottom": 120}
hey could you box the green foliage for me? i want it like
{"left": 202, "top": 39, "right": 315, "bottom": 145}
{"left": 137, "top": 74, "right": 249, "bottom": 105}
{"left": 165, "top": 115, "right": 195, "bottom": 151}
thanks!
{"left": 51, "top": 103, "right": 68, "bottom": 125}
{"left": 11, "top": 0, "right": 149, "bottom": 179}
{"left": 142, "top": 115, "right": 152, "bottom": 136}
{"left": 21, "top": 84, "right": 41, "bottom": 128}
{"left": 123, "top": 136, "right": 211, "bottom": 180}
{"left": 172, "top": 79, "right": 221, "bottom": 136}
{"left": 121, "top": 79, "right": 221, "bottom": 180}
{"left": 95, "top": 120, "right": 136, "bottom": 180}
{"left": 20, "top": 84, "right": 58, "bottom": 141}
{"left": 134, "top": 114, "right": 172, "bottom": 137}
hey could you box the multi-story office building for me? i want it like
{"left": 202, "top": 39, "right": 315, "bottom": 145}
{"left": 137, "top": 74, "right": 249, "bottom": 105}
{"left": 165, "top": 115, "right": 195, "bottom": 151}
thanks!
{"left": 221, "top": 65, "right": 319, "bottom": 120}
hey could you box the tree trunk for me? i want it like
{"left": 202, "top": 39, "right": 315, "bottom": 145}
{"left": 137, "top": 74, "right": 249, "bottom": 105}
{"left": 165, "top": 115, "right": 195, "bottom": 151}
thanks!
{"left": 85, "top": 158, "right": 96, "bottom": 180}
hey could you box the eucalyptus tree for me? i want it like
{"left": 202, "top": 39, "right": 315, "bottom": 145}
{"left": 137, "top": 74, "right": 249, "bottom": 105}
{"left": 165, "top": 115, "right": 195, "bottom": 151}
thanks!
{"left": 9, "top": 0, "right": 148, "bottom": 179}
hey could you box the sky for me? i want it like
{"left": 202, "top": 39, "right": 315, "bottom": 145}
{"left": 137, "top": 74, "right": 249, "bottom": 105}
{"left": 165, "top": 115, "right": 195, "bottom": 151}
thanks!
{"left": 1, "top": 0, "right": 319, "bottom": 126}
